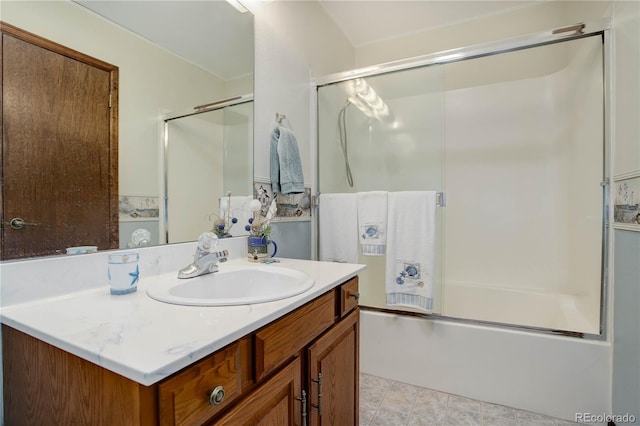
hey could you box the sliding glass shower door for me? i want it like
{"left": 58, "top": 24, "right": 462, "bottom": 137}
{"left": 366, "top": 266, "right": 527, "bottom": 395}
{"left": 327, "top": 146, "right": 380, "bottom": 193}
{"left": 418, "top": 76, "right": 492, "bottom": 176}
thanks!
{"left": 317, "top": 34, "right": 605, "bottom": 334}
{"left": 318, "top": 64, "right": 446, "bottom": 313}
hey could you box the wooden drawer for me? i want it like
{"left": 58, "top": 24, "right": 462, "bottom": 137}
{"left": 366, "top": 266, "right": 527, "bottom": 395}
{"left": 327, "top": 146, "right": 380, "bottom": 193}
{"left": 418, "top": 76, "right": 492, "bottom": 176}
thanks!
{"left": 158, "top": 341, "right": 245, "bottom": 426}
{"left": 339, "top": 276, "right": 359, "bottom": 317}
{"left": 254, "top": 291, "right": 336, "bottom": 381}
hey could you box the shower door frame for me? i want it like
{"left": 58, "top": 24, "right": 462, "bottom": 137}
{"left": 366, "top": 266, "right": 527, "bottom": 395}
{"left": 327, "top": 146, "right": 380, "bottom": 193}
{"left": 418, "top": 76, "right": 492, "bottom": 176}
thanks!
{"left": 312, "top": 19, "right": 612, "bottom": 340}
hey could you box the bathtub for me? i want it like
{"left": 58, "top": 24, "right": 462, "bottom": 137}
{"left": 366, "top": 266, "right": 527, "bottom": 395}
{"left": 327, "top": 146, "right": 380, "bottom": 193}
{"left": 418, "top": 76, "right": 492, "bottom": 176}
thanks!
{"left": 442, "top": 281, "right": 601, "bottom": 335}
{"left": 359, "top": 309, "right": 611, "bottom": 422}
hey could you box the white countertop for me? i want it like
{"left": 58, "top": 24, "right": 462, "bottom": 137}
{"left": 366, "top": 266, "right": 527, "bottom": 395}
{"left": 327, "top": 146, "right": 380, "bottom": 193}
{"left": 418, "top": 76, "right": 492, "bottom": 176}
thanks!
{"left": 1, "top": 258, "right": 364, "bottom": 386}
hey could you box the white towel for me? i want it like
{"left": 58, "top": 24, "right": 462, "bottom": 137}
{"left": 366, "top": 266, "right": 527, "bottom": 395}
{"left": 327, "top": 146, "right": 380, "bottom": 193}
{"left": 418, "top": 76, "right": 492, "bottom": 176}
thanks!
{"left": 319, "top": 193, "right": 358, "bottom": 263}
{"left": 357, "top": 191, "right": 388, "bottom": 256}
{"left": 385, "top": 191, "right": 437, "bottom": 313}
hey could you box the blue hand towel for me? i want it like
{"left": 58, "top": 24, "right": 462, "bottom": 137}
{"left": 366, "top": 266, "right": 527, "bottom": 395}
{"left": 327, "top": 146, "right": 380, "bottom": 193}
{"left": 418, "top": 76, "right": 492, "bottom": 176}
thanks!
{"left": 270, "top": 126, "right": 305, "bottom": 194}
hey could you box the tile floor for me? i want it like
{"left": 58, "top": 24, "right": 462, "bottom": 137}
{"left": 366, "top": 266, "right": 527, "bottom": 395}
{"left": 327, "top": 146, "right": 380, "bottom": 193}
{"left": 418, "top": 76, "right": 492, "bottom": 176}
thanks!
{"left": 360, "top": 373, "right": 580, "bottom": 426}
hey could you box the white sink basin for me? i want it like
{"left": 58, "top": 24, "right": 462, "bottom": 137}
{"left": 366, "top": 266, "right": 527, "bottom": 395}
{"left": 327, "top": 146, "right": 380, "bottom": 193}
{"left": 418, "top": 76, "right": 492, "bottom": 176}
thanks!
{"left": 146, "top": 263, "right": 315, "bottom": 306}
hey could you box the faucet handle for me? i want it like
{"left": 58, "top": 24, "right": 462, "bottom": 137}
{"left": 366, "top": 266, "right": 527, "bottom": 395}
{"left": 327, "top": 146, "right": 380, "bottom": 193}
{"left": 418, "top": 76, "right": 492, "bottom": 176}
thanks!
{"left": 215, "top": 250, "right": 229, "bottom": 262}
{"left": 198, "top": 232, "right": 219, "bottom": 252}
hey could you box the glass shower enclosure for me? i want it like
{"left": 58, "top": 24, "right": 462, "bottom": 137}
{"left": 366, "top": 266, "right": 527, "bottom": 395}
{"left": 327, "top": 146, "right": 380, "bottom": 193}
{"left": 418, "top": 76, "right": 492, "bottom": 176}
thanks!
{"left": 317, "top": 31, "right": 606, "bottom": 335}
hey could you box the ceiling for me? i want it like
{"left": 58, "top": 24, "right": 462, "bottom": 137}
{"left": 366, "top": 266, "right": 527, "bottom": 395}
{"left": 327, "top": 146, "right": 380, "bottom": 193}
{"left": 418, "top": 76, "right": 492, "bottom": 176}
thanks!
{"left": 319, "top": 1, "right": 540, "bottom": 47}
{"left": 74, "top": 0, "right": 539, "bottom": 79}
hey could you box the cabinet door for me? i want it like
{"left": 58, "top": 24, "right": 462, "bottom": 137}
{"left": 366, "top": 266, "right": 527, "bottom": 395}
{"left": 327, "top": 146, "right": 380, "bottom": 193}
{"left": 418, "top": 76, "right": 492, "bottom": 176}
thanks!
{"left": 307, "top": 309, "right": 359, "bottom": 426}
{"left": 213, "top": 357, "right": 303, "bottom": 426}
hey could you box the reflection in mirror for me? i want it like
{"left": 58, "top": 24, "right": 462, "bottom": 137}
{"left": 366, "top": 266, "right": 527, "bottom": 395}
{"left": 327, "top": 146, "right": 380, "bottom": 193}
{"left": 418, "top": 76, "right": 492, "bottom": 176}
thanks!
{"left": 1, "top": 0, "right": 254, "bottom": 258}
{"left": 162, "top": 97, "right": 254, "bottom": 244}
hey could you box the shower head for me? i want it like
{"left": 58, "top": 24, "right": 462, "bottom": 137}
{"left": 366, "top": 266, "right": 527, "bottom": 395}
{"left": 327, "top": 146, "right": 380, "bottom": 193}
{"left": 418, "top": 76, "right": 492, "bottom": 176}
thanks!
{"left": 338, "top": 99, "right": 354, "bottom": 188}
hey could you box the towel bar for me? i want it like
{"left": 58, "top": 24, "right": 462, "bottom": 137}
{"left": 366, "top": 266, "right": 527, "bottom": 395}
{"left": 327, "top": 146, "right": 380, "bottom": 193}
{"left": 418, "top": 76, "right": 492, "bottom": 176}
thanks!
{"left": 313, "top": 192, "right": 445, "bottom": 207}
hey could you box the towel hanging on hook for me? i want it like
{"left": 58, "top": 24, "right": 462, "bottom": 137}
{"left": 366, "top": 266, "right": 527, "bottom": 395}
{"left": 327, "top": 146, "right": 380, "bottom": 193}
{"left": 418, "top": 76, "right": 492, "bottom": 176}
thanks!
{"left": 270, "top": 115, "right": 304, "bottom": 194}
{"left": 275, "top": 112, "right": 292, "bottom": 129}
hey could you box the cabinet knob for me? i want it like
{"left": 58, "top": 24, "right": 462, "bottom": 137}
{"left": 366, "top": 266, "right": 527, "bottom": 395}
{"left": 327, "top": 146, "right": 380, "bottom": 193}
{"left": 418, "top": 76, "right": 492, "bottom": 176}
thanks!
{"left": 208, "top": 385, "right": 225, "bottom": 405}
{"left": 348, "top": 292, "right": 360, "bottom": 300}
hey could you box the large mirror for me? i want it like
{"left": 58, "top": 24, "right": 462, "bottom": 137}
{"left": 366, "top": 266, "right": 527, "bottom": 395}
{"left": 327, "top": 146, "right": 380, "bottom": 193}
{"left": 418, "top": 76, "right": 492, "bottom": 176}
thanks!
{"left": 1, "top": 0, "right": 254, "bottom": 257}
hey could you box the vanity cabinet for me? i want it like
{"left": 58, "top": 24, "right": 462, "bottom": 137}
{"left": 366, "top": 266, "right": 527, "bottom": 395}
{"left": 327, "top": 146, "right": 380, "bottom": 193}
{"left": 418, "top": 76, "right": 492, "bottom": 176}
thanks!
{"left": 2, "top": 276, "right": 360, "bottom": 426}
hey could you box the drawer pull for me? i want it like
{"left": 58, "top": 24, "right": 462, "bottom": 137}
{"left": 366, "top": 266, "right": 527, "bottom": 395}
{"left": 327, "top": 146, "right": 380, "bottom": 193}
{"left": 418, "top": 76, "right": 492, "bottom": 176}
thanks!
{"left": 208, "top": 386, "right": 226, "bottom": 406}
{"left": 348, "top": 292, "right": 360, "bottom": 300}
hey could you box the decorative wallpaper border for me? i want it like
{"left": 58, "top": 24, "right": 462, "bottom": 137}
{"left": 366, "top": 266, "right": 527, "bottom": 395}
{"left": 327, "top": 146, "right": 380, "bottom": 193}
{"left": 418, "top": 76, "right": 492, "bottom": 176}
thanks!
{"left": 253, "top": 178, "right": 275, "bottom": 217}
{"left": 253, "top": 178, "right": 311, "bottom": 222}
{"left": 613, "top": 172, "right": 640, "bottom": 231}
{"left": 119, "top": 196, "right": 160, "bottom": 222}
{"left": 274, "top": 188, "right": 312, "bottom": 221}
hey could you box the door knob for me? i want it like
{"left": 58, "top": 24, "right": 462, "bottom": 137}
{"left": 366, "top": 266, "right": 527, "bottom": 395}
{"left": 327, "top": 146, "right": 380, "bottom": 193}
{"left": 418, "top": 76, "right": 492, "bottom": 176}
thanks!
{"left": 8, "top": 217, "right": 38, "bottom": 230}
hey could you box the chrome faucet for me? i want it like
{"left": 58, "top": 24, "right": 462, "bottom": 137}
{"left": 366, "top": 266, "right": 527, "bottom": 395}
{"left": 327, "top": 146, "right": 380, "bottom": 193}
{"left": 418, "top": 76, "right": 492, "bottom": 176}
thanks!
{"left": 178, "top": 232, "right": 228, "bottom": 279}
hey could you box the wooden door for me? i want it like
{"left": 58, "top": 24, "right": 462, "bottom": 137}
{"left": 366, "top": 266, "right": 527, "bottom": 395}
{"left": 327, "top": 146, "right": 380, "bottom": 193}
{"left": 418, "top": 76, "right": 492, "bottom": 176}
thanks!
{"left": 213, "top": 357, "right": 303, "bottom": 426}
{"left": 307, "top": 310, "right": 359, "bottom": 426}
{"left": 1, "top": 22, "right": 118, "bottom": 259}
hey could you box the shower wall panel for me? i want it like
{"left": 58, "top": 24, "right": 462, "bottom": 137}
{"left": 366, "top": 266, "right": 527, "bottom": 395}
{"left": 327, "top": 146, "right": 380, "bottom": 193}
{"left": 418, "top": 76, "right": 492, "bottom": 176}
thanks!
{"left": 442, "top": 37, "right": 603, "bottom": 333}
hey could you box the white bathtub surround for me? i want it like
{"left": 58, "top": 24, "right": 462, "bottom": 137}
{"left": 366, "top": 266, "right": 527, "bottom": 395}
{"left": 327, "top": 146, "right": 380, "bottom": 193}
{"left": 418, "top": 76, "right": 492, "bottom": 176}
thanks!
{"left": 360, "top": 310, "right": 610, "bottom": 422}
{"left": 0, "top": 241, "right": 364, "bottom": 386}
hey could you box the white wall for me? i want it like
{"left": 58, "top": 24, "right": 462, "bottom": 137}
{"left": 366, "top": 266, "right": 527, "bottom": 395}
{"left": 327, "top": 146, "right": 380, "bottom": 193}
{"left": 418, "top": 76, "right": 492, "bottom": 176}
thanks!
{"left": 612, "top": 1, "right": 640, "bottom": 177}
{"left": 253, "top": 0, "right": 354, "bottom": 182}
{"left": 354, "top": 1, "right": 612, "bottom": 68}
{"left": 252, "top": 0, "right": 354, "bottom": 259}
